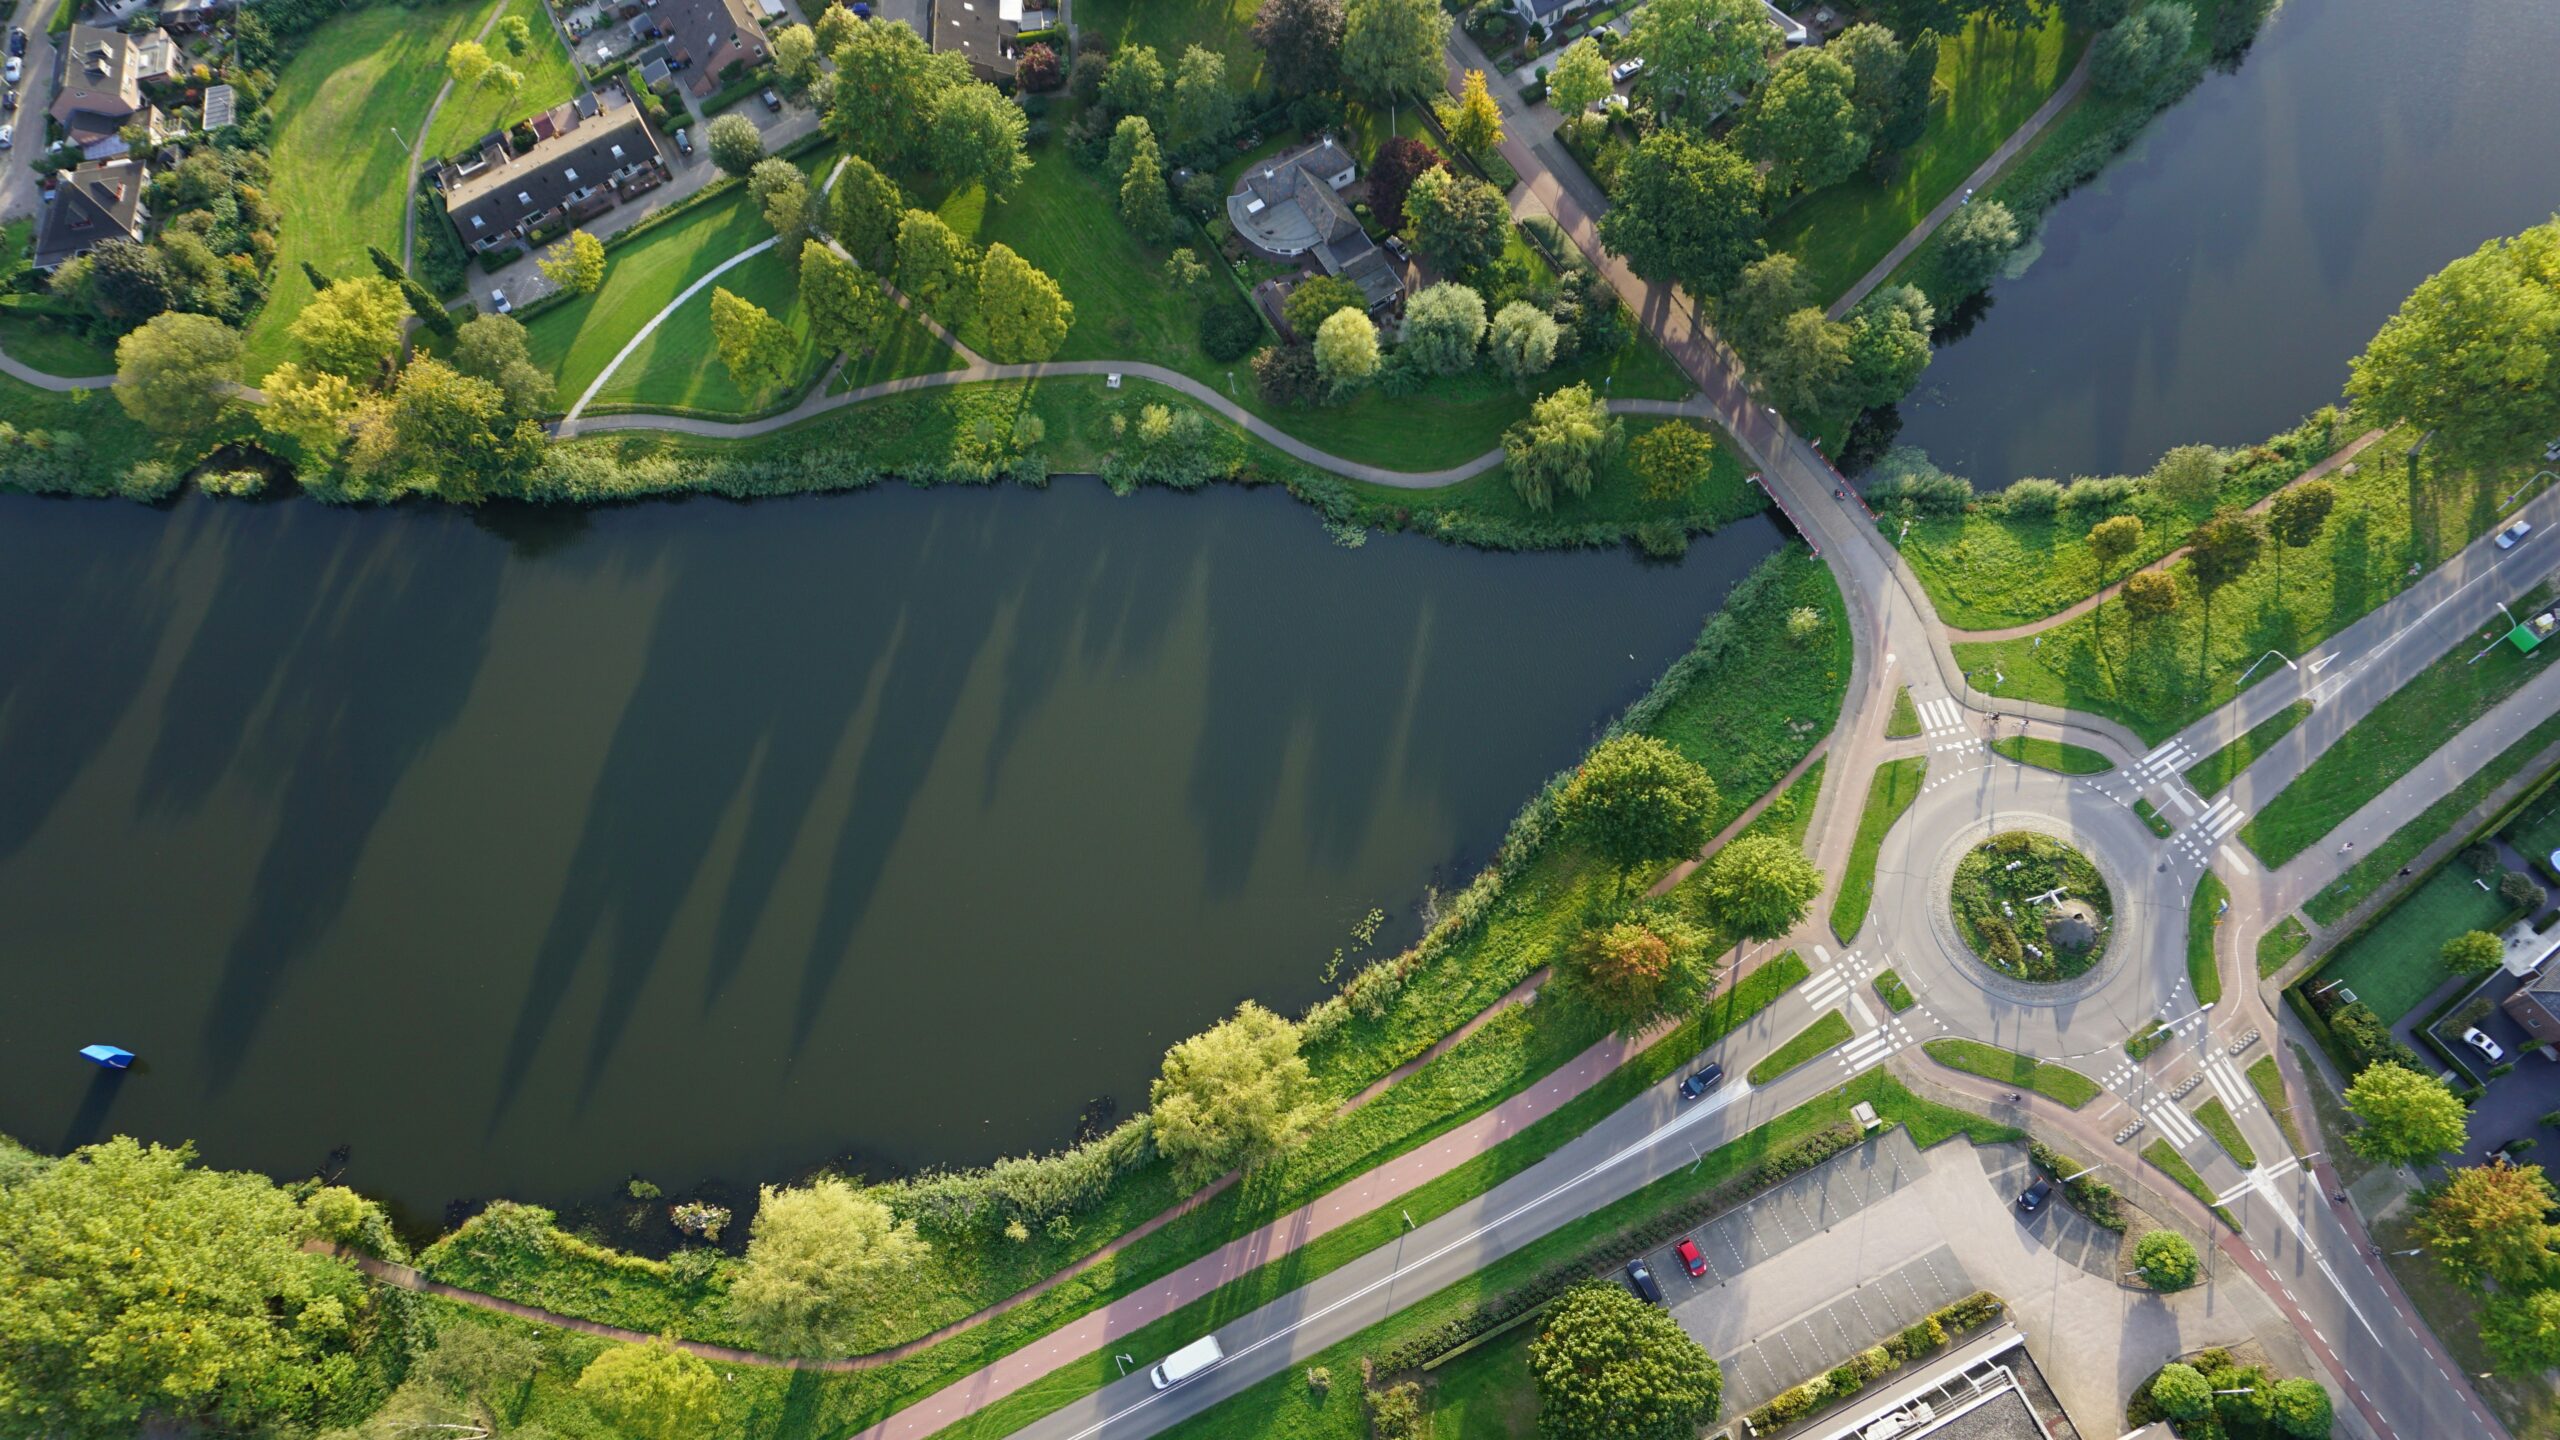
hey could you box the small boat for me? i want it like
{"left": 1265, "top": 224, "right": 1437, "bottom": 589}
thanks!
{"left": 78, "top": 1045, "right": 134, "bottom": 1070}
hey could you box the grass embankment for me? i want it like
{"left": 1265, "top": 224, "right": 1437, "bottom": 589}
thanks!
{"left": 2192, "top": 1097, "right": 2257, "bottom": 1170}
{"left": 2246, "top": 1056, "right": 2304, "bottom": 1156}
{"left": 2142, "top": 1139, "right": 2236, "bottom": 1231}
{"left": 1749, "top": 1011, "right": 1854, "bottom": 1085}
{"left": 1989, "top": 735, "right": 2111, "bottom": 774}
{"left": 2133, "top": 798, "right": 2173, "bottom": 837}
{"left": 2314, "top": 863, "right": 2507, "bottom": 1023}
{"left": 1738, "top": 758, "right": 1828, "bottom": 851}
{"left": 419, "top": 0, "right": 581, "bottom": 160}
{"left": 242, "top": 0, "right": 499, "bottom": 373}
{"left": 1763, "top": 12, "right": 2085, "bottom": 304}
{"left": 2307, "top": 718, "right": 2560, "bottom": 926}
{"left": 2185, "top": 701, "right": 2311, "bottom": 796}
{"left": 2256, "top": 915, "right": 2308, "bottom": 978}
{"left": 1886, "top": 685, "right": 1922, "bottom": 737}
{"left": 2239, "top": 601, "right": 2556, "bottom": 867}
{"left": 1831, "top": 757, "right": 1925, "bottom": 942}
{"left": 1873, "top": 969, "right": 1915, "bottom": 1013}
{"left": 2188, "top": 871, "right": 2225, "bottom": 1006}
{"left": 1919, "top": 1038, "right": 2099, "bottom": 1108}
{"left": 1342, "top": 414, "right": 1768, "bottom": 554}
{"left": 1951, "top": 429, "right": 2519, "bottom": 743}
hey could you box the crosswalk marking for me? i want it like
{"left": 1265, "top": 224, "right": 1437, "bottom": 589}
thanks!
{"left": 2204, "top": 1052, "right": 2253, "bottom": 1113}
{"left": 2219, "top": 843, "right": 2253, "bottom": 875}
{"left": 2172, "top": 795, "right": 2249, "bottom": 870}
{"left": 1837, "top": 1016, "right": 1917, "bottom": 1074}
{"left": 1917, "top": 696, "right": 1965, "bottom": 737}
{"left": 2124, "top": 738, "right": 2197, "bottom": 788}
{"left": 1802, "top": 967, "right": 1852, "bottom": 1009}
{"left": 2146, "top": 1097, "right": 2205, "bottom": 1147}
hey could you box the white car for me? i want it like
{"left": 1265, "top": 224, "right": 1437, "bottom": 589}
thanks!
{"left": 2464, "top": 1027, "right": 2506, "bottom": 1064}
{"left": 1611, "top": 56, "right": 1644, "bottom": 82}
{"left": 489, "top": 287, "right": 512, "bottom": 315}
{"left": 0, "top": 124, "right": 14, "bottom": 151}
{"left": 4, "top": 56, "right": 20, "bottom": 84}
{"left": 1591, "top": 93, "right": 1629, "bottom": 114}
{"left": 2498, "top": 520, "right": 2534, "bottom": 549}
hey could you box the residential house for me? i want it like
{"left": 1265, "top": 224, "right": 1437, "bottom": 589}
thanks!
{"left": 32, "top": 156, "right": 149, "bottom": 271}
{"left": 82, "top": 102, "right": 179, "bottom": 161}
{"left": 51, "top": 23, "right": 180, "bottom": 152}
{"left": 2503, "top": 967, "right": 2560, "bottom": 1059}
{"left": 156, "top": 0, "right": 234, "bottom": 34}
{"left": 439, "top": 86, "right": 670, "bottom": 255}
{"left": 930, "top": 0, "right": 1043, "bottom": 82}
{"left": 1225, "top": 136, "right": 1404, "bottom": 313}
{"left": 655, "top": 0, "right": 768, "bottom": 96}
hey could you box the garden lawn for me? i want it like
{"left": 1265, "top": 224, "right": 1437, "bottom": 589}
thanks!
{"left": 1427, "top": 1326, "right": 1537, "bottom": 1440}
{"left": 243, "top": 0, "right": 499, "bottom": 374}
{"left": 1749, "top": 1010, "right": 1853, "bottom": 1084}
{"left": 2256, "top": 916, "right": 2309, "bottom": 978}
{"left": 2502, "top": 773, "right": 2560, "bottom": 867}
{"left": 1919, "top": 1038, "right": 2099, "bottom": 1107}
{"left": 420, "top": 0, "right": 581, "bottom": 162}
{"left": 2185, "top": 701, "right": 2310, "bottom": 796}
{"left": 2247, "top": 1055, "right": 2304, "bottom": 1155}
{"left": 2189, "top": 871, "right": 2226, "bottom": 1006}
{"left": 1071, "top": 0, "right": 1266, "bottom": 82}
{"left": 1989, "top": 735, "right": 2110, "bottom": 774}
{"left": 2192, "top": 1097, "right": 2255, "bottom": 1169}
{"left": 2239, "top": 610, "right": 2557, "bottom": 866}
{"left": 2316, "top": 864, "right": 2508, "bottom": 1024}
{"left": 1763, "top": 12, "right": 2083, "bottom": 304}
{"left": 1951, "top": 435, "right": 2515, "bottom": 742}
{"left": 1831, "top": 756, "right": 1924, "bottom": 942}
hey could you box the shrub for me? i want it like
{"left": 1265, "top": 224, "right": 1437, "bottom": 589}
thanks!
{"left": 1199, "top": 302, "right": 1264, "bottom": 362}
{"left": 2002, "top": 477, "right": 2060, "bottom": 516}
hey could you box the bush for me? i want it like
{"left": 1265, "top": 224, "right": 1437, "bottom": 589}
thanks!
{"left": 2002, "top": 477, "right": 2061, "bottom": 516}
{"left": 1199, "top": 302, "right": 1264, "bottom": 362}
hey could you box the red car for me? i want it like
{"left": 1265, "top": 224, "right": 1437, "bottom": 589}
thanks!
{"left": 1675, "top": 1238, "right": 1707, "bottom": 1278}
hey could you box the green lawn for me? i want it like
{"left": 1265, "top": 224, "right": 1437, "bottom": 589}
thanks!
{"left": 420, "top": 0, "right": 581, "bottom": 162}
{"left": 1426, "top": 1327, "right": 1536, "bottom": 1440}
{"left": 2192, "top": 1097, "right": 2257, "bottom": 1169}
{"left": 1763, "top": 12, "right": 2084, "bottom": 304}
{"left": 2317, "top": 864, "right": 2508, "bottom": 1023}
{"left": 0, "top": 312, "right": 115, "bottom": 377}
{"left": 2309, "top": 724, "right": 2560, "bottom": 925}
{"left": 1348, "top": 414, "right": 1766, "bottom": 550}
{"left": 1749, "top": 1010, "right": 1853, "bottom": 1084}
{"left": 2142, "top": 1139, "right": 2236, "bottom": 1230}
{"left": 1873, "top": 969, "right": 1915, "bottom": 1013}
{"left": 2239, "top": 612, "right": 2556, "bottom": 866}
{"left": 1741, "top": 759, "right": 1827, "bottom": 850}
{"left": 585, "top": 244, "right": 827, "bottom": 415}
{"left": 1831, "top": 756, "right": 1925, "bottom": 942}
{"left": 1951, "top": 434, "right": 2517, "bottom": 742}
{"left": 1989, "top": 735, "right": 2111, "bottom": 774}
{"left": 830, "top": 303, "right": 968, "bottom": 393}
{"left": 2256, "top": 915, "right": 2309, "bottom": 978}
{"left": 2247, "top": 1055, "right": 2304, "bottom": 1156}
{"left": 1919, "top": 1038, "right": 2099, "bottom": 1108}
{"left": 1886, "top": 685, "right": 1921, "bottom": 737}
{"left": 242, "top": 0, "right": 500, "bottom": 375}
{"left": 2189, "top": 871, "right": 2226, "bottom": 1006}
{"left": 2185, "top": 700, "right": 2311, "bottom": 796}
{"left": 1071, "top": 0, "right": 1267, "bottom": 83}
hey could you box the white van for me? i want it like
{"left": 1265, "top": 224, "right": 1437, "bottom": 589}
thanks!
{"left": 1151, "top": 1336, "right": 1224, "bottom": 1389}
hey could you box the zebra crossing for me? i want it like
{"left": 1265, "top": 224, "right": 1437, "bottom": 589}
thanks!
{"left": 2143, "top": 1094, "right": 2205, "bottom": 1147}
{"left": 1912, "top": 695, "right": 1967, "bottom": 739}
{"left": 2123, "top": 736, "right": 2198, "bottom": 791}
{"left": 1838, "top": 1016, "right": 1919, "bottom": 1074}
{"left": 2201, "top": 1049, "right": 2255, "bottom": 1114}
{"left": 2173, "top": 795, "right": 2250, "bottom": 870}
{"left": 1798, "top": 949, "right": 1938, "bottom": 1076}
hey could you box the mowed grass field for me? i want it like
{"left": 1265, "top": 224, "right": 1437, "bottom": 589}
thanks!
{"left": 1072, "top": 0, "right": 1267, "bottom": 84}
{"left": 242, "top": 0, "right": 499, "bottom": 375}
{"left": 2320, "top": 865, "right": 2507, "bottom": 1023}
{"left": 585, "top": 243, "right": 826, "bottom": 415}
{"left": 421, "top": 0, "right": 582, "bottom": 160}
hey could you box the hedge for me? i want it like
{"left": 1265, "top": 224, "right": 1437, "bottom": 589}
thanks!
{"left": 1743, "top": 1292, "right": 2006, "bottom": 1434}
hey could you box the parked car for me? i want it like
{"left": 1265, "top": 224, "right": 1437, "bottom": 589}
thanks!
{"left": 2498, "top": 520, "right": 2534, "bottom": 549}
{"left": 762, "top": 87, "right": 783, "bottom": 112}
{"left": 3, "top": 90, "right": 16, "bottom": 113}
{"left": 2015, "top": 1177, "right": 2053, "bottom": 1215}
{"left": 0, "top": 125, "right": 16, "bottom": 151}
{"left": 1623, "top": 1258, "right": 1662, "bottom": 1305}
{"left": 5, "top": 57, "right": 21, "bottom": 84}
{"left": 673, "top": 126, "right": 692, "bottom": 155}
{"left": 2464, "top": 1027, "right": 2506, "bottom": 1063}
{"left": 489, "top": 287, "right": 511, "bottom": 315}
{"left": 1612, "top": 56, "right": 1644, "bottom": 81}
{"left": 1592, "top": 93, "right": 1628, "bottom": 114}
{"left": 1678, "top": 1062, "right": 1724, "bottom": 1100}
{"left": 7, "top": 27, "right": 25, "bottom": 57}
{"left": 1675, "top": 1237, "right": 1707, "bottom": 1278}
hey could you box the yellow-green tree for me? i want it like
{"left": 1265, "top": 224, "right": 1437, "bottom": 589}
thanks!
{"left": 1630, "top": 421, "right": 1716, "bottom": 503}
{"left": 1150, "top": 1002, "right": 1321, "bottom": 1187}
{"left": 709, "top": 286, "right": 797, "bottom": 398}
{"left": 728, "top": 1178, "right": 929, "bottom": 1354}
{"left": 537, "top": 228, "right": 606, "bottom": 295}
{"left": 1438, "top": 68, "right": 1503, "bottom": 158}
{"left": 977, "top": 243, "right": 1073, "bottom": 363}
{"left": 800, "top": 240, "right": 892, "bottom": 356}
{"left": 113, "top": 310, "right": 240, "bottom": 434}
{"left": 286, "top": 274, "right": 406, "bottom": 379}
{"left": 574, "top": 1338, "right": 724, "bottom": 1440}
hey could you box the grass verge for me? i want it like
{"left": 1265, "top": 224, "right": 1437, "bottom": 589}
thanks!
{"left": 1919, "top": 1038, "right": 2099, "bottom": 1108}
{"left": 2307, "top": 718, "right": 2560, "bottom": 926}
{"left": 2256, "top": 916, "right": 2309, "bottom": 978}
{"left": 2246, "top": 1056, "right": 2303, "bottom": 1156}
{"left": 1989, "top": 735, "right": 2111, "bottom": 774}
{"left": 1831, "top": 756, "right": 1926, "bottom": 942}
{"left": 2188, "top": 871, "right": 2226, "bottom": 1006}
{"left": 1886, "top": 685, "right": 1921, "bottom": 738}
{"left": 2124, "top": 1020, "right": 2167, "bottom": 1061}
{"left": 2141, "top": 1139, "right": 2236, "bottom": 1231}
{"left": 1749, "top": 1011, "right": 1854, "bottom": 1085}
{"left": 2133, "top": 798, "right": 2173, "bottom": 837}
{"left": 2192, "top": 1097, "right": 2257, "bottom": 1169}
{"left": 1873, "top": 969, "right": 1915, "bottom": 1014}
{"left": 2184, "top": 700, "right": 2311, "bottom": 796}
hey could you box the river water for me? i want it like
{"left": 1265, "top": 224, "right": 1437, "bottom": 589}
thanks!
{"left": 0, "top": 484, "right": 1778, "bottom": 1213}
{"left": 1898, "top": 0, "right": 2560, "bottom": 486}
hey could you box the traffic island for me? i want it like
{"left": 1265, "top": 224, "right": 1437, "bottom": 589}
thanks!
{"left": 1950, "top": 832, "right": 2115, "bottom": 984}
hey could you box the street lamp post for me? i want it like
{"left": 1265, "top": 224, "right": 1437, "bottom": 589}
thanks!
{"left": 2501, "top": 469, "right": 2557, "bottom": 509}
{"left": 2235, "top": 649, "right": 2298, "bottom": 687}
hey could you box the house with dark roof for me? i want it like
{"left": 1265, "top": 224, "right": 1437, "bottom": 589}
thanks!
{"left": 1225, "top": 136, "right": 1403, "bottom": 313}
{"left": 655, "top": 0, "right": 768, "bottom": 96}
{"left": 931, "top": 0, "right": 1029, "bottom": 82}
{"left": 439, "top": 86, "right": 669, "bottom": 255}
{"left": 52, "top": 23, "right": 181, "bottom": 151}
{"left": 2504, "top": 967, "right": 2560, "bottom": 1058}
{"left": 32, "top": 156, "right": 150, "bottom": 271}
{"left": 156, "top": 0, "right": 234, "bottom": 33}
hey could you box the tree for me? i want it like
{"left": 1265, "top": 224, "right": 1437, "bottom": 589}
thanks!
{"left": 1527, "top": 1283, "right": 1722, "bottom": 1440}
{"left": 1756, "top": 307, "right": 1852, "bottom": 420}
{"left": 801, "top": 241, "right": 893, "bottom": 356}
{"left": 708, "top": 111, "right": 766, "bottom": 176}
{"left": 1560, "top": 911, "right": 1713, "bottom": 1036}
{"left": 2149, "top": 441, "right": 2224, "bottom": 510}
{"left": 2344, "top": 1061, "right": 2470, "bottom": 1166}
{"left": 1739, "top": 48, "right": 1867, "bottom": 193}
{"left": 2132, "top": 1228, "right": 2200, "bottom": 1290}
{"left": 1016, "top": 41, "right": 1062, "bottom": 93}
{"left": 2149, "top": 1362, "right": 2213, "bottom": 1422}
{"left": 2091, "top": 2, "right": 2194, "bottom": 100}
{"left": 2347, "top": 221, "right": 2560, "bottom": 467}
{"left": 828, "top": 154, "right": 906, "bottom": 270}
{"left": 896, "top": 208, "right": 977, "bottom": 309}
{"left": 114, "top": 311, "right": 239, "bottom": 435}
{"left": 1504, "top": 381, "right": 1621, "bottom": 511}
{"left": 1118, "top": 136, "right": 1180, "bottom": 243}
{"left": 2083, "top": 513, "right": 2143, "bottom": 577}
{"left": 1631, "top": 422, "right": 1716, "bottom": 503}
{"left": 1101, "top": 43, "right": 1166, "bottom": 116}
{"left": 1150, "top": 1001, "right": 1321, "bottom": 1186}
{"left": 2505, "top": 870, "right": 2548, "bottom": 912}
{"left": 2267, "top": 1377, "right": 2333, "bottom": 1439}
{"left": 2060, "top": 0, "right": 2130, "bottom": 26}
{"left": 259, "top": 362, "right": 365, "bottom": 468}
{"left": 1284, "top": 273, "right": 1369, "bottom": 341}
{"left": 1554, "top": 733, "right": 1718, "bottom": 878}
{"left": 1488, "top": 300, "right": 1562, "bottom": 382}
{"left": 2442, "top": 929, "right": 2505, "bottom": 975}
{"left": 1315, "top": 306, "right": 1381, "bottom": 394}
{"left": 710, "top": 286, "right": 797, "bottom": 397}
{"left": 1167, "top": 45, "right": 1238, "bottom": 148}
{"left": 347, "top": 357, "right": 539, "bottom": 501}
{"left": 1626, "top": 0, "right": 1770, "bottom": 122}
{"left": 1842, "top": 284, "right": 1933, "bottom": 409}
{"left": 1702, "top": 834, "right": 1823, "bottom": 943}
{"left": 1399, "top": 281, "right": 1487, "bottom": 375}
{"left": 1340, "top": 0, "right": 1448, "bottom": 103}
{"left": 827, "top": 18, "right": 969, "bottom": 173}
{"left": 932, "top": 82, "right": 1031, "bottom": 199}
{"left": 2122, "top": 569, "right": 2180, "bottom": 622}
{"left": 1599, "top": 131, "right": 1764, "bottom": 296}
{"left": 493, "top": 12, "right": 533, "bottom": 56}
{"left": 0, "top": 1138, "right": 388, "bottom": 1440}
{"left": 451, "top": 312, "right": 554, "bottom": 419}
{"left": 1936, "top": 197, "right": 2021, "bottom": 294}
{"left": 1367, "top": 136, "right": 1442, "bottom": 232}
{"left": 446, "top": 37, "right": 494, "bottom": 90}
{"left": 751, "top": 156, "right": 816, "bottom": 256}
{"left": 2487, "top": 1288, "right": 2560, "bottom": 1375}
{"left": 772, "top": 21, "right": 820, "bottom": 88}
{"left": 1829, "top": 23, "right": 1907, "bottom": 139}
{"left": 1549, "top": 37, "right": 1612, "bottom": 125}
{"left": 2186, "top": 506, "right": 2263, "bottom": 597}
{"left": 1107, "top": 114, "right": 1159, "bottom": 183}
{"left": 575, "top": 1337, "right": 725, "bottom": 1440}
{"left": 1721, "top": 254, "right": 1811, "bottom": 356}
{"left": 288, "top": 274, "right": 406, "bottom": 379}
{"left": 1251, "top": 0, "right": 1345, "bottom": 95}
{"left": 1403, "top": 166, "right": 1510, "bottom": 277}
{"left": 1439, "top": 68, "right": 1503, "bottom": 159}
{"left": 978, "top": 243, "right": 1074, "bottom": 363}
{"left": 537, "top": 227, "right": 607, "bottom": 295}
{"left": 728, "top": 1177, "right": 929, "bottom": 1353}
{"left": 1164, "top": 247, "right": 1212, "bottom": 290}
{"left": 354, "top": 1323, "right": 542, "bottom": 1440}
{"left": 2415, "top": 1161, "right": 2558, "bottom": 1290}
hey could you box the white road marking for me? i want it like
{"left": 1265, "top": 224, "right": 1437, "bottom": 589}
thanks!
{"left": 2219, "top": 843, "right": 2253, "bottom": 875}
{"left": 2146, "top": 1098, "right": 2204, "bottom": 1148}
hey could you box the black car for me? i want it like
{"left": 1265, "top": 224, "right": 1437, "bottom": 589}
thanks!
{"left": 2016, "top": 1177, "right": 2054, "bottom": 1215}
{"left": 7, "top": 29, "right": 24, "bottom": 58}
{"left": 1678, "top": 1062, "right": 1724, "bottom": 1100}
{"left": 1624, "top": 1258, "right": 1663, "bottom": 1305}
